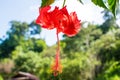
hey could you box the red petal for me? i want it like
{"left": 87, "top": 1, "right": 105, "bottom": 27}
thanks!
{"left": 36, "top": 6, "right": 55, "bottom": 29}
{"left": 63, "top": 12, "right": 81, "bottom": 37}
{"left": 57, "top": 6, "right": 70, "bottom": 33}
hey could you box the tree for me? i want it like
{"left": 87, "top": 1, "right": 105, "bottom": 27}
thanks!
{"left": 0, "top": 21, "right": 41, "bottom": 58}
{"left": 63, "top": 22, "right": 103, "bottom": 53}
{"left": 99, "top": 10, "right": 119, "bottom": 33}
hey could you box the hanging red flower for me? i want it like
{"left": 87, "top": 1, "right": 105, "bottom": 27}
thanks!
{"left": 36, "top": 6, "right": 81, "bottom": 76}
{"left": 36, "top": 6, "right": 81, "bottom": 35}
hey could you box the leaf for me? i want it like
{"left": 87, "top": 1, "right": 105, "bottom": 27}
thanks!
{"left": 78, "top": 0, "right": 83, "bottom": 4}
{"left": 108, "top": 0, "right": 119, "bottom": 17}
{"left": 91, "top": 0, "right": 107, "bottom": 9}
{"left": 41, "top": 0, "right": 55, "bottom": 7}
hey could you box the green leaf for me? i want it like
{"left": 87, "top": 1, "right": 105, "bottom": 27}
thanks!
{"left": 108, "top": 0, "right": 119, "bottom": 17}
{"left": 41, "top": 0, "right": 55, "bottom": 7}
{"left": 91, "top": 0, "right": 107, "bottom": 9}
{"left": 78, "top": 0, "right": 83, "bottom": 4}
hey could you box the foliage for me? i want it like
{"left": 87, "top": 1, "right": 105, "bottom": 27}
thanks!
{"left": 0, "top": 75, "right": 3, "bottom": 80}
{"left": 108, "top": 0, "right": 119, "bottom": 16}
{"left": 19, "top": 38, "right": 47, "bottom": 53}
{"left": 13, "top": 51, "right": 52, "bottom": 79}
{"left": 0, "top": 21, "right": 41, "bottom": 58}
{"left": 91, "top": 0, "right": 107, "bottom": 9}
{"left": 91, "top": 0, "right": 119, "bottom": 16}
{"left": 100, "top": 10, "right": 119, "bottom": 33}
{"left": 40, "top": 0, "right": 119, "bottom": 17}
{"left": 61, "top": 52, "right": 98, "bottom": 80}
{"left": 41, "top": 0, "right": 55, "bottom": 7}
{"left": 95, "top": 61, "right": 120, "bottom": 80}
{"left": 63, "top": 23, "right": 102, "bottom": 53}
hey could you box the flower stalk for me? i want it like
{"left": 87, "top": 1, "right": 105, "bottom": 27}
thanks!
{"left": 51, "top": 29, "right": 62, "bottom": 76}
{"left": 62, "top": 0, "right": 66, "bottom": 7}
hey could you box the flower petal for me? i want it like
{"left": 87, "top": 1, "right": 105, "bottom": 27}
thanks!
{"left": 63, "top": 12, "right": 81, "bottom": 37}
{"left": 36, "top": 6, "right": 55, "bottom": 29}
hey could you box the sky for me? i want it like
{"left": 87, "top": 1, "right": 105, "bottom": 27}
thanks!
{"left": 0, "top": 0, "right": 105, "bottom": 46}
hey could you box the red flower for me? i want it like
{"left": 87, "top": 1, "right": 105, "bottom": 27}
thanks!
{"left": 36, "top": 6, "right": 81, "bottom": 76}
{"left": 36, "top": 6, "right": 81, "bottom": 36}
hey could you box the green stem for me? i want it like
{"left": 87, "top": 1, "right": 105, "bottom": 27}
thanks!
{"left": 62, "top": 0, "right": 66, "bottom": 7}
